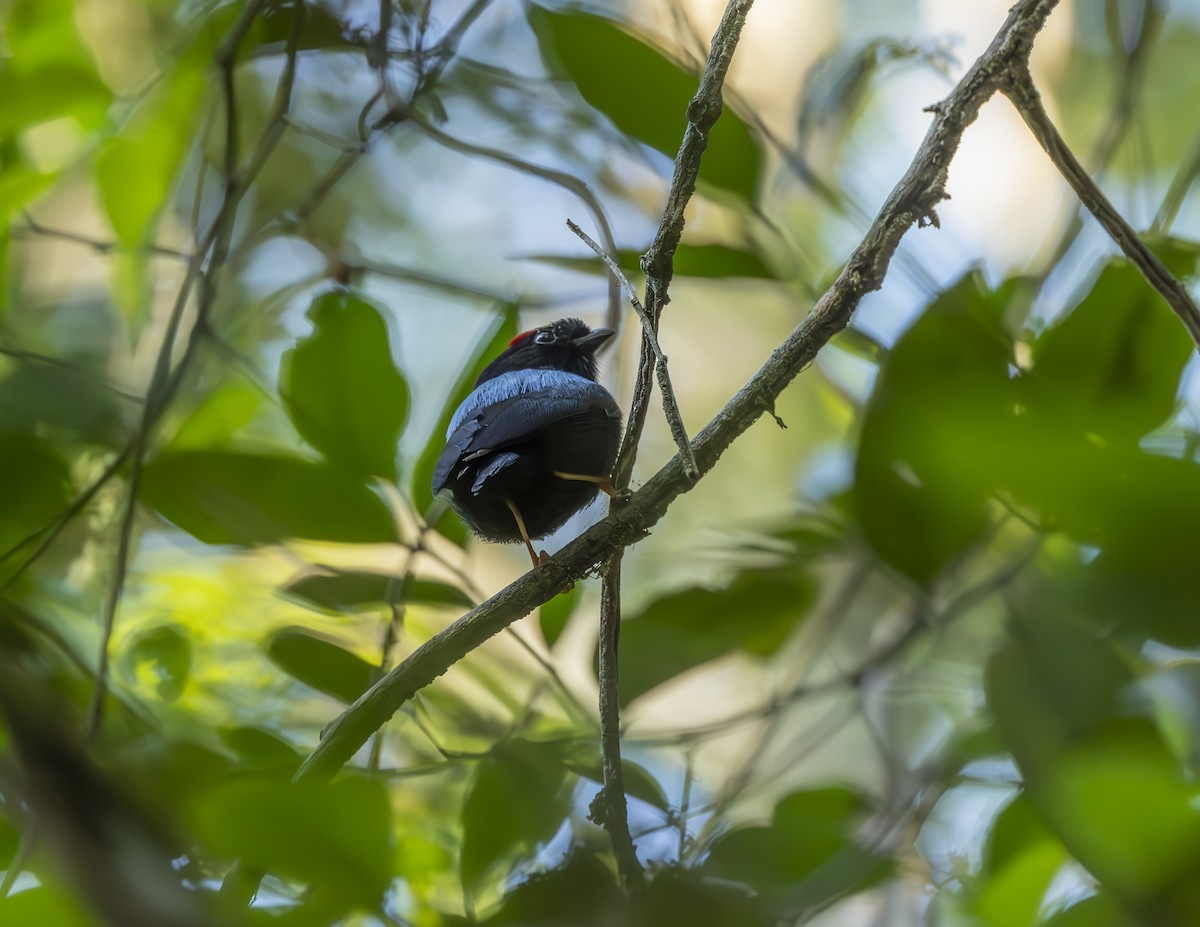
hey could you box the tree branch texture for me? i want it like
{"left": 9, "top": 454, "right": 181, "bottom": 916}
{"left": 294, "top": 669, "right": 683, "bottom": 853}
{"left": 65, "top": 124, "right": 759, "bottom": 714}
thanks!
{"left": 292, "top": 0, "right": 1066, "bottom": 787}
{"left": 1002, "top": 71, "right": 1200, "bottom": 349}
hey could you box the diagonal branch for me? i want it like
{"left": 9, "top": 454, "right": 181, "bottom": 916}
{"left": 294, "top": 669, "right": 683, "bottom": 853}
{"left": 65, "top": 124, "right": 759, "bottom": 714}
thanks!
{"left": 288, "top": 0, "right": 1062, "bottom": 788}
{"left": 1002, "top": 71, "right": 1200, "bottom": 351}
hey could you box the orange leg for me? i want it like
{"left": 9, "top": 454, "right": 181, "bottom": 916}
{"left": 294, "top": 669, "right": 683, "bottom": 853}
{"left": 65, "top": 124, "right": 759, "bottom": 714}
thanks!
{"left": 552, "top": 471, "right": 621, "bottom": 498}
{"left": 505, "top": 499, "right": 548, "bottom": 567}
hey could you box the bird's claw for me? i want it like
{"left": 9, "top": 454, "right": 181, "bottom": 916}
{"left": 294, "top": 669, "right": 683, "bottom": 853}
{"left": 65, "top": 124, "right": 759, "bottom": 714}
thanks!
{"left": 529, "top": 550, "right": 572, "bottom": 594}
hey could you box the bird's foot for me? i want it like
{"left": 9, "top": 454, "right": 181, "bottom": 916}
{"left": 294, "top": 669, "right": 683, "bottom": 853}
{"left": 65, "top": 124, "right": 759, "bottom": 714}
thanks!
{"left": 553, "top": 471, "right": 622, "bottom": 499}
{"left": 529, "top": 548, "right": 572, "bottom": 594}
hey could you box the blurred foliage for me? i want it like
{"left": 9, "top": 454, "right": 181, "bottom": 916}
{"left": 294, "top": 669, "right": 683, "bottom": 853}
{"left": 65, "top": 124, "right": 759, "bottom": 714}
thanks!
{"left": 1, "top": 0, "right": 1200, "bottom": 926}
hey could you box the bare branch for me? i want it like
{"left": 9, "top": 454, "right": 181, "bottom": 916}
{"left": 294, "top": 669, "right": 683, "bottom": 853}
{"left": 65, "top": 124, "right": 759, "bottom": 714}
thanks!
{"left": 589, "top": 556, "right": 643, "bottom": 888}
{"left": 1003, "top": 71, "right": 1200, "bottom": 350}
{"left": 1154, "top": 124, "right": 1200, "bottom": 234}
{"left": 12, "top": 214, "right": 191, "bottom": 259}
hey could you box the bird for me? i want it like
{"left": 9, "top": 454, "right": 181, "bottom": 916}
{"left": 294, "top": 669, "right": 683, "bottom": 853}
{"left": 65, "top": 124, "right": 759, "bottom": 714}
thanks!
{"left": 432, "top": 318, "right": 623, "bottom": 566}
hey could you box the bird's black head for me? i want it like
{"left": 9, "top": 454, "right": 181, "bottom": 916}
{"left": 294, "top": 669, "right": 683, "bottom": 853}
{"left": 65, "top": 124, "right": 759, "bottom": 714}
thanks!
{"left": 476, "top": 318, "right": 614, "bottom": 385}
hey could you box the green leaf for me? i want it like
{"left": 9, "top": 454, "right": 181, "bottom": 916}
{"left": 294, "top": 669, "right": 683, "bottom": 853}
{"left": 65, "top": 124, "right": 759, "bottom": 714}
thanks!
{"left": 0, "top": 164, "right": 58, "bottom": 217}
{"left": 218, "top": 725, "right": 302, "bottom": 774}
{"left": 0, "top": 64, "right": 110, "bottom": 133}
{"left": 248, "top": 1, "right": 358, "bottom": 55}
{"left": 986, "top": 611, "right": 1135, "bottom": 778}
{"left": 1042, "top": 892, "right": 1136, "bottom": 927}
{"left": 1037, "top": 721, "right": 1200, "bottom": 918}
{"left": 168, "top": 379, "right": 263, "bottom": 450}
{"left": 282, "top": 569, "right": 472, "bottom": 613}
{"left": 972, "top": 796, "right": 1067, "bottom": 927}
{"left": 854, "top": 273, "right": 1016, "bottom": 582}
{"left": 772, "top": 841, "right": 893, "bottom": 921}
{"left": 189, "top": 776, "right": 392, "bottom": 913}
{"left": 0, "top": 888, "right": 92, "bottom": 927}
{"left": 672, "top": 243, "right": 775, "bottom": 279}
{"left": 636, "top": 868, "right": 774, "bottom": 927}
{"left": 140, "top": 450, "right": 395, "bottom": 545}
{"left": 414, "top": 304, "right": 518, "bottom": 538}
{"left": 613, "top": 566, "right": 815, "bottom": 706}
{"left": 115, "top": 740, "right": 236, "bottom": 814}
{"left": 94, "top": 40, "right": 207, "bottom": 249}
{"left": 1145, "top": 233, "right": 1200, "bottom": 276}
{"left": 539, "top": 582, "right": 578, "bottom": 647}
{"left": 529, "top": 7, "right": 761, "bottom": 202}
{"left": 1000, "top": 443, "right": 1200, "bottom": 576}
{"left": 0, "top": 358, "right": 123, "bottom": 440}
{"left": 564, "top": 753, "right": 670, "bottom": 813}
{"left": 266, "top": 626, "right": 376, "bottom": 703}
{"left": 280, "top": 292, "right": 409, "bottom": 481}
{"left": 986, "top": 612, "right": 1200, "bottom": 918}
{"left": 1025, "top": 254, "right": 1194, "bottom": 445}
{"left": 703, "top": 789, "right": 889, "bottom": 920}
{"left": 482, "top": 852, "right": 621, "bottom": 925}
{"left": 461, "top": 738, "right": 570, "bottom": 890}
{"left": 0, "top": 430, "right": 70, "bottom": 555}
{"left": 704, "top": 788, "right": 866, "bottom": 891}
{"left": 0, "top": 817, "right": 19, "bottom": 869}
{"left": 1142, "top": 662, "right": 1200, "bottom": 767}
{"left": 0, "top": 0, "right": 111, "bottom": 135}
{"left": 118, "top": 623, "right": 191, "bottom": 702}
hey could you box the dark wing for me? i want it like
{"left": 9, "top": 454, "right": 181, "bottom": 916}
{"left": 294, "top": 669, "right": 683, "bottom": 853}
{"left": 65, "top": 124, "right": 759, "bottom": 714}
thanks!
{"left": 469, "top": 450, "right": 520, "bottom": 494}
{"left": 431, "top": 384, "right": 617, "bottom": 495}
{"left": 431, "top": 416, "right": 482, "bottom": 495}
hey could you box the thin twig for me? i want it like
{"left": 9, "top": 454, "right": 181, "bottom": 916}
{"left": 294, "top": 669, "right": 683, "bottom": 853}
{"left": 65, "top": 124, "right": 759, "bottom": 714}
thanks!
{"left": 613, "top": 0, "right": 757, "bottom": 491}
{"left": 366, "top": 536, "right": 420, "bottom": 775}
{"left": 12, "top": 216, "right": 191, "bottom": 260}
{"left": 1153, "top": 124, "right": 1200, "bottom": 233}
{"left": 416, "top": 0, "right": 496, "bottom": 95}
{"left": 0, "top": 345, "right": 143, "bottom": 403}
{"left": 1003, "top": 70, "right": 1200, "bottom": 350}
{"left": 289, "top": 0, "right": 500, "bottom": 231}
{"left": 1011, "top": 0, "right": 1159, "bottom": 317}
{"left": 566, "top": 218, "right": 698, "bottom": 479}
{"left": 0, "top": 446, "right": 132, "bottom": 588}
{"left": 676, "top": 748, "right": 695, "bottom": 863}
{"left": 588, "top": 554, "right": 643, "bottom": 889}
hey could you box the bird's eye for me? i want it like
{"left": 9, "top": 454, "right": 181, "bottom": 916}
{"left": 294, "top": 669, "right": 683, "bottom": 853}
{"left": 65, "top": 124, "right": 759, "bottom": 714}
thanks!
{"left": 533, "top": 331, "right": 555, "bottom": 344}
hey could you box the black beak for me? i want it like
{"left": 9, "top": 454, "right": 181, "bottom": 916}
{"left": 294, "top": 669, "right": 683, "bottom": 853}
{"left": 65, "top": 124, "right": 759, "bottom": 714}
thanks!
{"left": 572, "top": 327, "right": 615, "bottom": 354}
